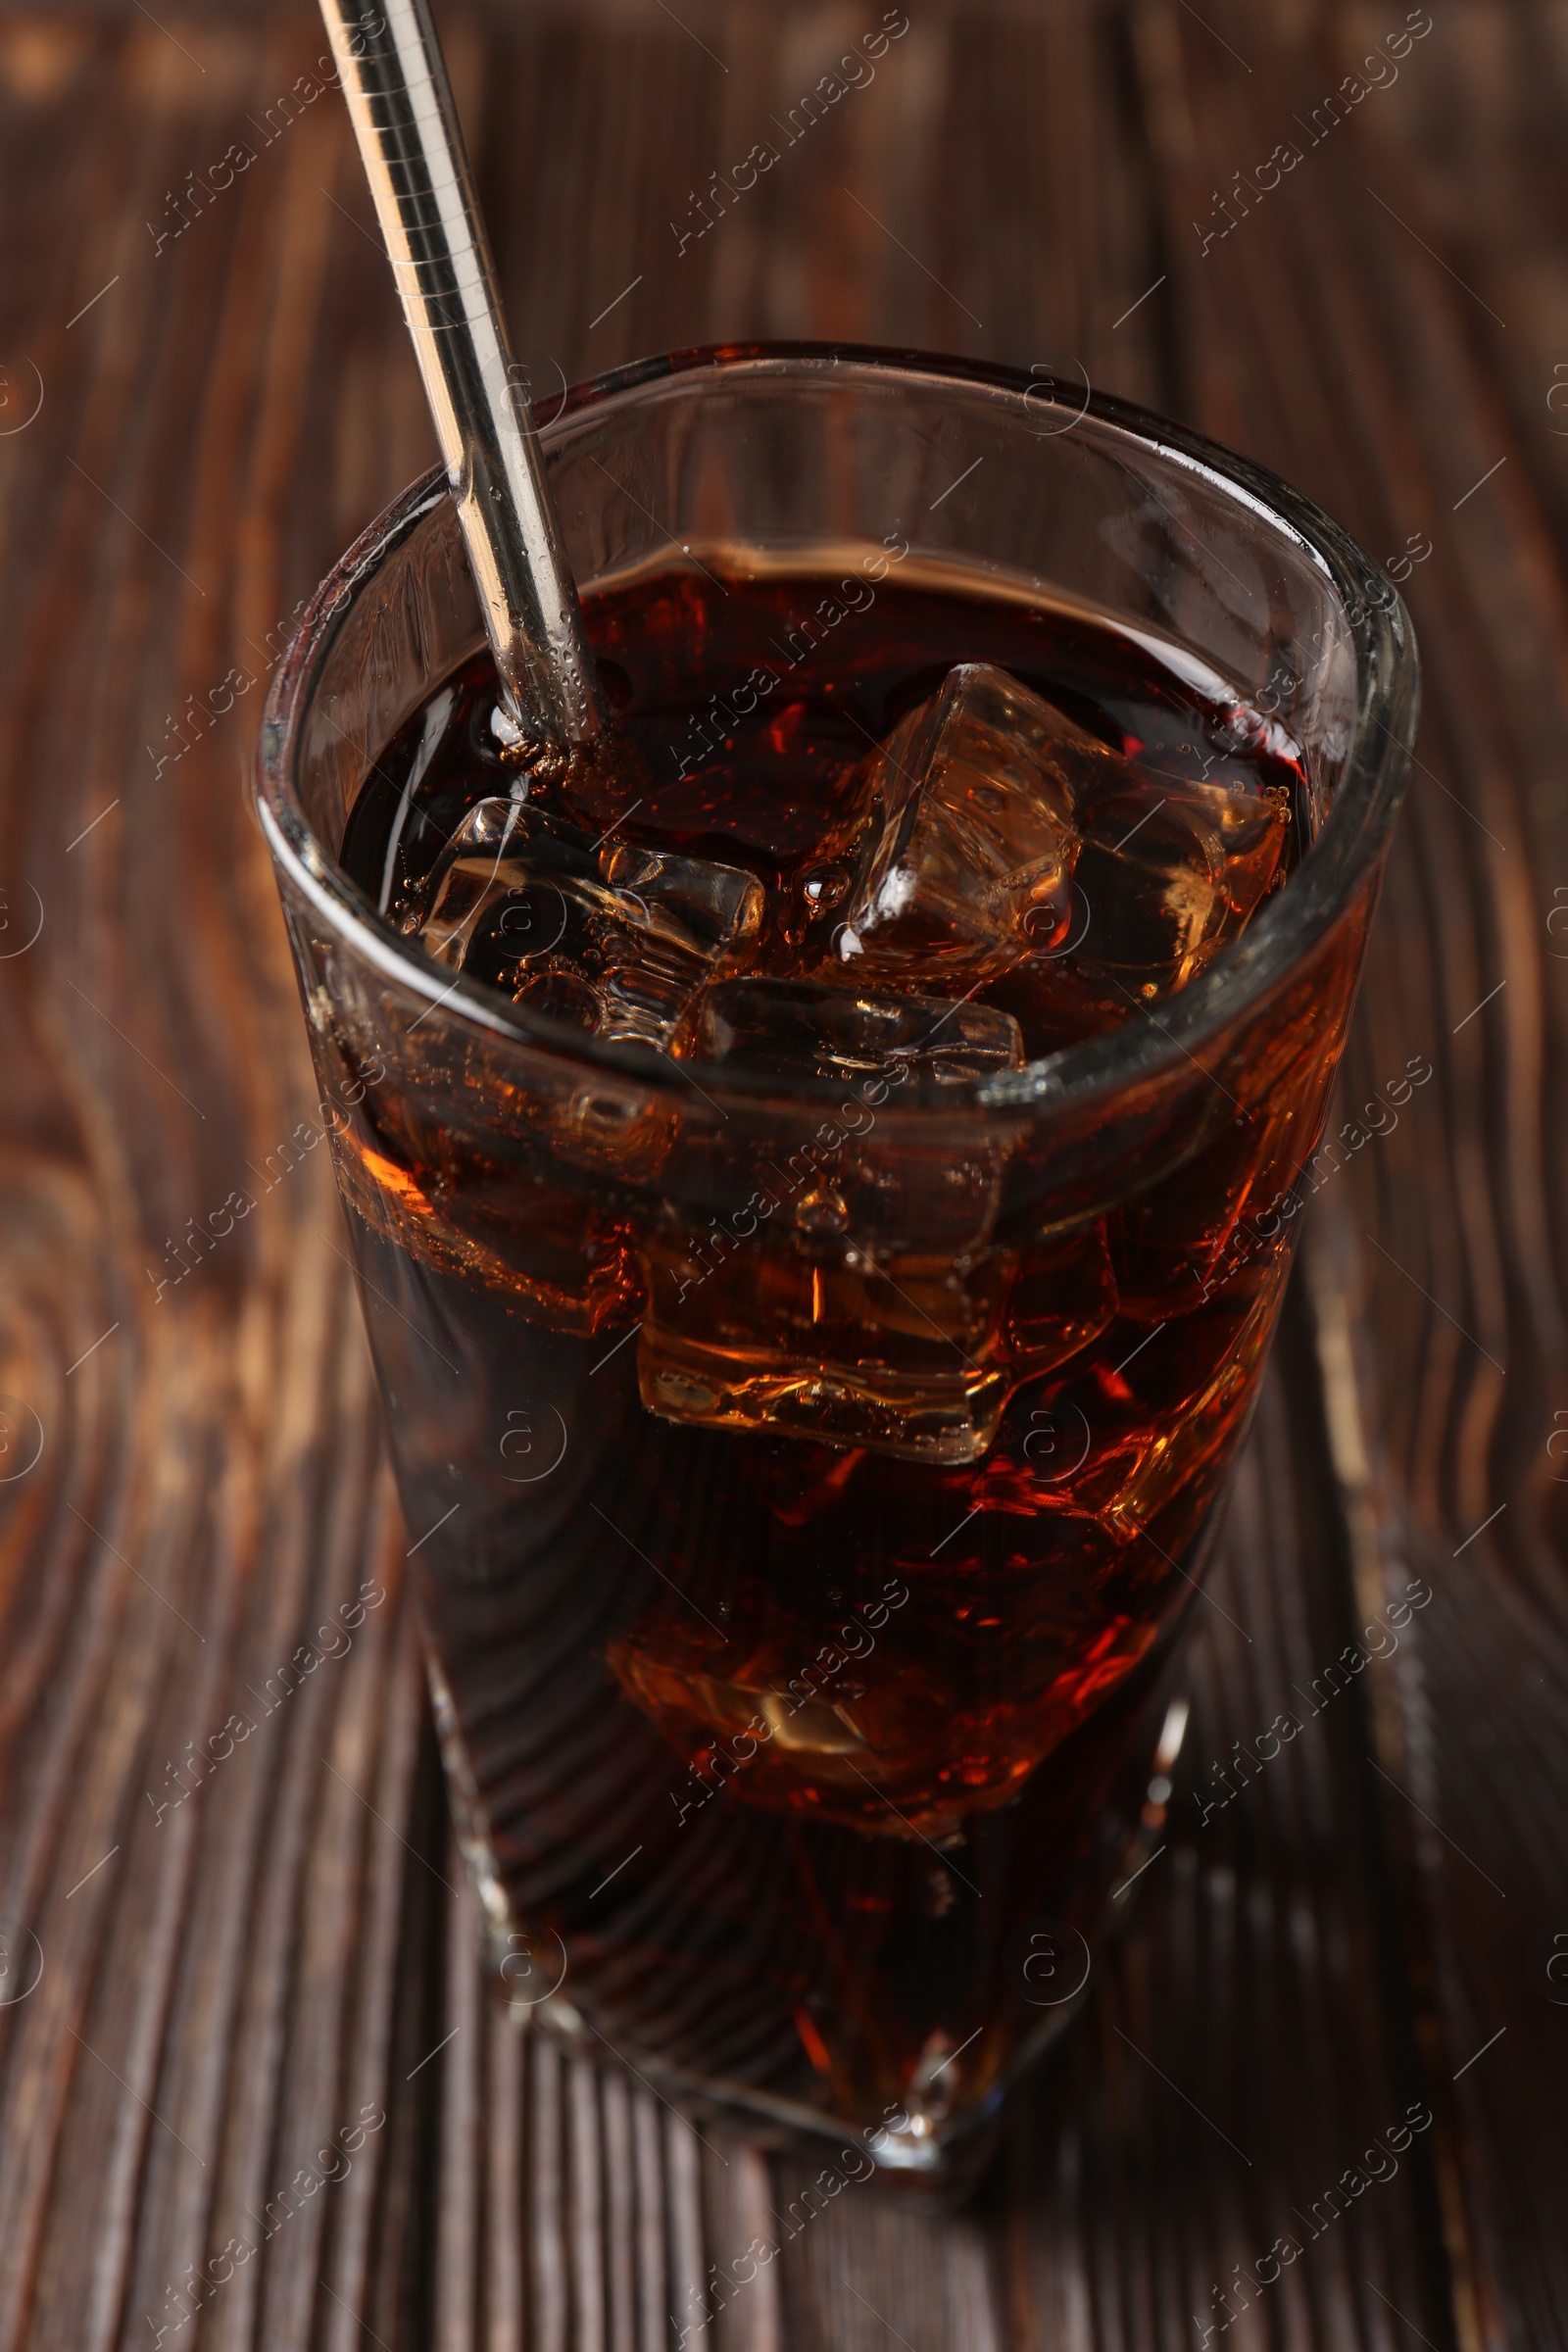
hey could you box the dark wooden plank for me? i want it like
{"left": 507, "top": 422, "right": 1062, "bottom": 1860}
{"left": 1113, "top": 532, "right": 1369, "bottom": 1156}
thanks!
{"left": 0, "top": 14, "right": 439, "bottom": 2351}
{"left": 1122, "top": 3, "right": 1568, "bottom": 2342}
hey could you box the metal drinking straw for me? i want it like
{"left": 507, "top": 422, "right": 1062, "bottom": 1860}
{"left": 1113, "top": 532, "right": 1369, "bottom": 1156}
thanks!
{"left": 318, "top": 0, "right": 603, "bottom": 746}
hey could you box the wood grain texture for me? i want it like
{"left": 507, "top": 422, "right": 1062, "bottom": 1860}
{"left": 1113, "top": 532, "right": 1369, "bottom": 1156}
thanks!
{"left": 0, "top": 1, "right": 1563, "bottom": 2346}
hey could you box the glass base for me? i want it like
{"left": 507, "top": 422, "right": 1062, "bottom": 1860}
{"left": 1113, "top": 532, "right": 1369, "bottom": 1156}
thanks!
{"left": 427, "top": 1639, "right": 1192, "bottom": 2191}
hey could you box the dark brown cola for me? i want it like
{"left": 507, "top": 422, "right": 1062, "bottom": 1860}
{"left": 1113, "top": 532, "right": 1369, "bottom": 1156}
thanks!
{"left": 331, "top": 558, "right": 1350, "bottom": 2158}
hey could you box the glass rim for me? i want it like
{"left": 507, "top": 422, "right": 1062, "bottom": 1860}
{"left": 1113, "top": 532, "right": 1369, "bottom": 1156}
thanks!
{"left": 256, "top": 340, "right": 1419, "bottom": 1118}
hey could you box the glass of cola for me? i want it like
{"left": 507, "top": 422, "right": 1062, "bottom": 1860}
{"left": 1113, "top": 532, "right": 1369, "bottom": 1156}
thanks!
{"left": 257, "top": 346, "right": 1417, "bottom": 2179}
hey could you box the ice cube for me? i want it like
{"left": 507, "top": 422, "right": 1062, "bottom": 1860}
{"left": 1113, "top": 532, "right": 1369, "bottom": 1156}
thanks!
{"left": 632, "top": 1001, "right": 1108, "bottom": 1459}
{"left": 688, "top": 975, "right": 1021, "bottom": 1256}
{"left": 1004, "top": 1220, "right": 1118, "bottom": 1376}
{"left": 831, "top": 666, "right": 1287, "bottom": 1038}
{"left": 414, "top": 797, "right": 763, "bottom": 1049}
{"left": 604, "top": 1612, "right": 971, "bottom": 1829}
{"left": 1069, "top": 771, "right": 1285, "bottom": 994}
{"left": 834, "top": 663, "right": 1098, "bottom": 986}
{"left": 637, "top": 1234, "right": 1014, "bottom": 1463}
{"left": 690, "top": 975, "right": 1024, "bottom": 1087}
{"left": 604, "top": 1512, "right": 1156, "bottom": 1834}
{"left": 1101, "top": 1281, "right": 1279, "bottom": 1545}
{"left": 332, "top": 1122, "right": 643, "bottom": 1335}
{"left": 620, "top": 1224, "right": 1116, "bottom": 1467}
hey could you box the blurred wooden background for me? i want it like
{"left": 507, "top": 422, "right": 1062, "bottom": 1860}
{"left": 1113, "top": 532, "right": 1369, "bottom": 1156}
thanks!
{"left": 2, "top": 0, "right": 1567, "bottom": 2344}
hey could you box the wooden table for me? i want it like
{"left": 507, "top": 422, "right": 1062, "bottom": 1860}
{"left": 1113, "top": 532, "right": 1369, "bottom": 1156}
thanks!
{"left": 2, "top": 0, "right": 1565, "bottom": 2343}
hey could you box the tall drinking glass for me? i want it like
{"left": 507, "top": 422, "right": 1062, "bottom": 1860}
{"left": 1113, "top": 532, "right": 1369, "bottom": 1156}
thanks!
{"left": 257, "top": 346, "right": 1416, "bottom": 2179}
